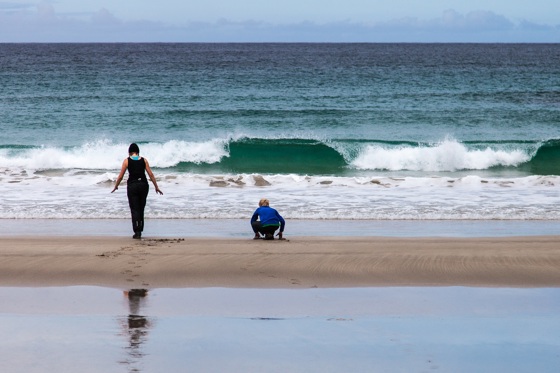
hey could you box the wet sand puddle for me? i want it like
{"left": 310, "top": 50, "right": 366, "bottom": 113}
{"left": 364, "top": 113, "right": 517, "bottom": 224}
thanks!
{"left": 1, "top": 286, "right": 560, "bottom": 372}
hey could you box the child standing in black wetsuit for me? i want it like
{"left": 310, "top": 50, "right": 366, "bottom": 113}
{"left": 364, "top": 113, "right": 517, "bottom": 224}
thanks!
{"left": 111, "top": 143, "right": 163, "bottom": 239}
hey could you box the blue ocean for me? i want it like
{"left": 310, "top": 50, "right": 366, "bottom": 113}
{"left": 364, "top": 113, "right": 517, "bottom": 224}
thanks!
{"left": 1, "top": 43, "right": 559, "bottom": 220}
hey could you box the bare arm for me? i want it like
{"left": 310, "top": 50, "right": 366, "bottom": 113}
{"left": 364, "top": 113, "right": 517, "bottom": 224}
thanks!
{"left": 111, "top": 158, "right": 128, "bottom": 193}
{"left": 145, "top": 158, "right": 163, "bottom": 195}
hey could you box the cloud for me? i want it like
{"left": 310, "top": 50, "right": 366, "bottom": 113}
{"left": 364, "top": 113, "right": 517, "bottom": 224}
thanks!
{"left": 91, "top": 8, "right": 121, "bottom": 26}
{"left": 0, "top": 3, "right": 169, "bottom": 42}
{"left": 0, "top": 1, "right": 34, "bottom": 11}
{"left": 36, "top": 1, "right": 55, "bottom": 21}
{"left": 376, "top": 10, "right": 515, "bottom": 33}
{"left": 176, "top": 11, "right": 559, "bottom": 42}
{"left": 0, "top": 6, "right": 558, "bottom": 42}
{"left": 438, "top": 9, "right": 514, "bottom": 31}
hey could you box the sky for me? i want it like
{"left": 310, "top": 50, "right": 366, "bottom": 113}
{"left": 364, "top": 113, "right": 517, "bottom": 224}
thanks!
{"left": 0, "top": 0, "right": 559, "bottom": 42}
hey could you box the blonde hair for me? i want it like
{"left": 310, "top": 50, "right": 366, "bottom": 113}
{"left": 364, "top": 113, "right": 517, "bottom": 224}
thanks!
{"left": 259, "top": 198, "right": 270, "bottom": 207}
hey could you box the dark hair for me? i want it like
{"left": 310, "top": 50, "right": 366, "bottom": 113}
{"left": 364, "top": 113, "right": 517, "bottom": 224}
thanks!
{"left": 128, "top": 143, "right": 140, "bottom": 154}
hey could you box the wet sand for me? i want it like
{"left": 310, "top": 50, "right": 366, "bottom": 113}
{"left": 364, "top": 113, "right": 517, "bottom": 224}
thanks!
{"left": 1, "top": 235, "right": 560, "bottom": 288}
{"left": 3, "top": 235, "right": 560, "bottom": 372}
{"left": 3, "top": 286, "right": 560, "bottom": 373}
{"left": 1, "top": 218, "right": 559, "bottom": 238}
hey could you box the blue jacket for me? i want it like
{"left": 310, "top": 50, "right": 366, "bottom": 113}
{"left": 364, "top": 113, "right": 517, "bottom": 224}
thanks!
{"left": 251, "top": 206, "right": 285, "bottom": 232}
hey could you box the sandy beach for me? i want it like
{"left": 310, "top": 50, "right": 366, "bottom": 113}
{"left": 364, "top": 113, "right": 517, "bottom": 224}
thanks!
{"left": 3, "top": 235, "right": 560, "bottom": 373}
{"left": 1, "top": 235, "right": 559, "bottom": 289}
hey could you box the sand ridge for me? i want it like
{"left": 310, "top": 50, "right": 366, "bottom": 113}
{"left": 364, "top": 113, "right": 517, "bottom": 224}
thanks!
{"left": 1, "top": 236, "right": 560, "bottom": 288}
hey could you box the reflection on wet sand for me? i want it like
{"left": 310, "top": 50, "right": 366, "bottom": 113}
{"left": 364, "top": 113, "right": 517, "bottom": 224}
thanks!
{"left": 119, "top": 289, "right": 152, "bottom": 373}
{"left": 0, "top": 286, "right": 559, "bottom": 372}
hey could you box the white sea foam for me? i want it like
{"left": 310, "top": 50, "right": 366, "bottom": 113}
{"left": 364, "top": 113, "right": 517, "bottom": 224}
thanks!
{"left": 1, "top": 169, "right": 559, "bottom": 220}
{"left": 135, "top": 139, "right": 229, "bottom": 167}
{"left": 351, "top": 139, "right": 531, "bottom": 171}
{"left": 0, "top": 137, "right": 539, "bottom": 175}
{"left": 0, "top": 139, "right": 229, "bottom": 170}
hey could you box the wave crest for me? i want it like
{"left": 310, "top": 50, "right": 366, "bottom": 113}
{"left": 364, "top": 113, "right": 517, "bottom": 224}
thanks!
{"left": 0, "top": 139, "right": 229, "bottom": 170}
{"left": 1, "top": 137, "right": 559, "bottom": 175}
{"left": 351, "top": 139, "right": 531, "bottom": 172}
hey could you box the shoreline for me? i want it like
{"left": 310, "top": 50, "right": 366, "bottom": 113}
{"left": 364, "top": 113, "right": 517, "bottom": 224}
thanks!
{"left": 1, "top": 218, "right": 559, "bottom": 238}
{"left": 2, "top": 235, "right": 560, "bottom": 289}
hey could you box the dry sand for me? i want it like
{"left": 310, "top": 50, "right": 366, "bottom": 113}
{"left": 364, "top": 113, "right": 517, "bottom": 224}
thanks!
{"left": 1, "top": 236, "right": 559, "bottom": 289}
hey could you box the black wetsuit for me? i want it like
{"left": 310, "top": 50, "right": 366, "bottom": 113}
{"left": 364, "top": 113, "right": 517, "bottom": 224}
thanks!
{"left": 127, "top": 157, "right": 149, "bottom": 235}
